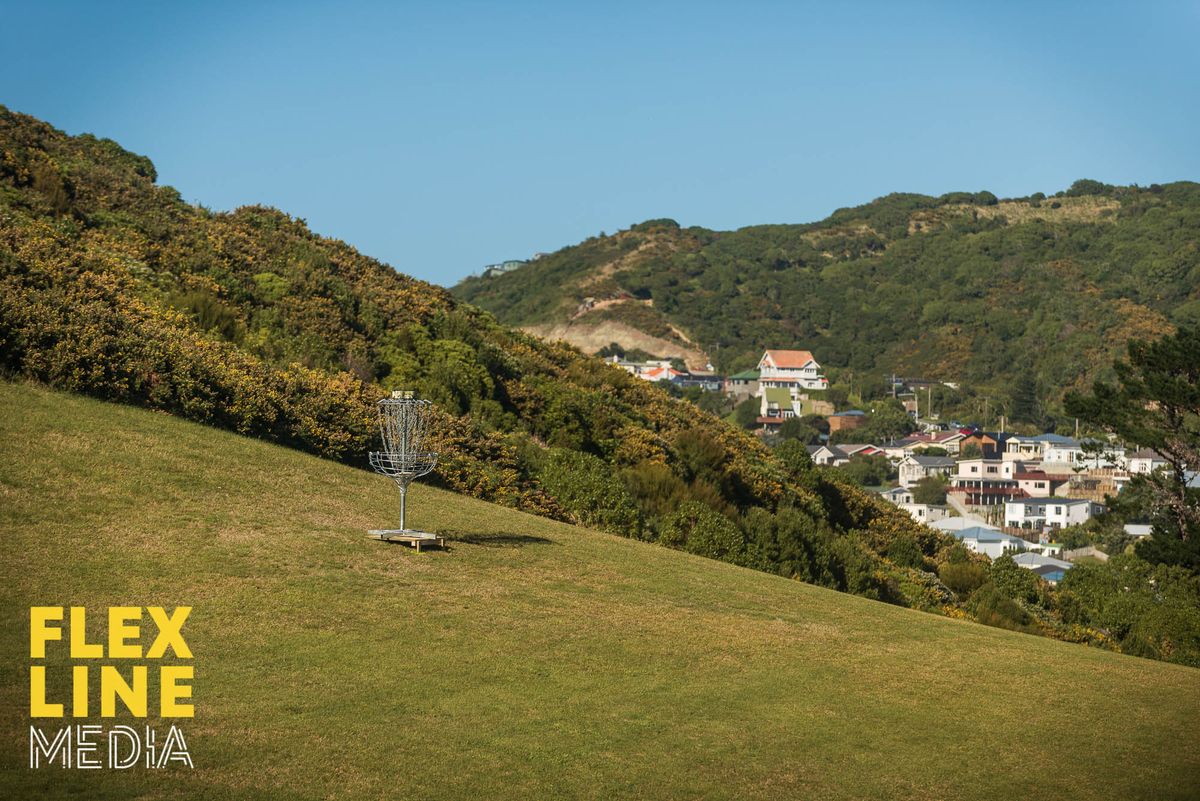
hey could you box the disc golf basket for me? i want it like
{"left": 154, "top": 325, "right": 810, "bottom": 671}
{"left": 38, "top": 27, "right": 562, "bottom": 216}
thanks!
{"left": 367, "top": 391, "right": 444, "bottom": 550}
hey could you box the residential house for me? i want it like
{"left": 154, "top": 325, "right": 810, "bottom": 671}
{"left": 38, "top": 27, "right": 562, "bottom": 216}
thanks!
{"left": 898, "top": 503, "right": 951, "bottom": 524}
{"left": 879, "top": 486, "right": 914, "bottom": 505}
{"left": 756, "top": 350, "right": 828, "bottom": 392}
{"left": 949, "top": 526, "right": 1030, "bottom": 559}
{"left": 878, "top": 440, "right": 913, "bottom": 461}
{"left": 1004, "top": 498, "right": 1052, "bottom": 530}
{"left": 839, "top": 444, "right": 882, "bottom": 459}
{"left": 613, "top": 358, "right": 690, "bottom": 384}
{"left": 879, "top": 436, "right": 928, "bottom": 461}
{"left": 760, "top": 387, "right": 799, "bottom": 420}
{"left": 1011, "top": 552, "right": 1073, "bottom": 585}
{"left": 914, "top": 430, "right": 966, "bottom": 454}
{"left": 1127, "top": 448, "right": 1168, "bottom": 475}
{"left": 1041, "top": 435, "right": 1086, "bottom": 465}
{"left": 1003, "top": 434, "right": 1047, "bottom": 462}
{"left": 808, "top": 445, "right": 845, "bottom": 466}
{"left": 932, "top": 517, "right": 998, "bottom": 533}
{"left": 806, "top": 443, "right": 881, "bottom": 467}
{"left": 724, "top": 369, "right": 760, "bottom": 402}
{"left": 1079, "top": 439, "right": 1125, "bottom": 470}
{"left": 887, "top": 431, "right": 965, "bottom": 456}
{"left": 1005, "top": 433, "right": 1123, "bottom": 468}
{"left": 950, "top": 459, "right": 1025, "bottom": 506}
{"left": 955, "top": 458, "right": 1019, "bottom": 479}
{"left": 678, "top": 370, "right": 724, "bottom": 392}
{"left": 1013, "top": 469, "right": 1070, "bottom": 498}
{"left": 640, "top": 364, "right": 688, "bottom": 384}
{"left": 958, "top": 431, "right": 1011, "bottom": 459}
{"left": 898, "top": 454, "right": 956, "bottom": 488}
{"left": 1043, "top": 436, "right": 1125, "bottom": 470}
{"left": 1004, "top": 498, "right": 1106, "bottom": 531}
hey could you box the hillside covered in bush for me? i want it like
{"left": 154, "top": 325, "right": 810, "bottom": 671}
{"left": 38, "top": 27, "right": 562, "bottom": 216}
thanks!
{"left": 5, "top": 108, "right": 1198, "bottom": 664}
{"left": 454, "top": 182, "right": 1199, "bottom": 414}
{"left": 0, "top": 106, "right": 954, "bottom": 609}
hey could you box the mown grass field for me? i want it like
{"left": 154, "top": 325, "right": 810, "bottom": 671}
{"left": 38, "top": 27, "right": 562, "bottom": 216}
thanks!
{"left": 1, "top": 381, "right": 1197, "bottom": 800}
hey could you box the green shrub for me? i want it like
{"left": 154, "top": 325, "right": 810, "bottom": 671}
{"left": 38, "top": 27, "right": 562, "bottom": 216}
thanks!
{"left": 660, "top": 501, "right": 744, "bottom": 562}
{"left": 990, "top": 554, "right": 1044, "bottom": 604}
{"left": 886, "top": 535, "right": 927, "bottom": 570}
{"left": 620, "top": 460, "right": 690, "bottom": 524}
{"left": 971, "top": 584, "right": 1037, "bottom": 633}
{"left": 536, "top": 449, "right": 641, "bottom": 537}
{"left": 939, "top": 561, "right": 988, "bottom": 597}
{"left": 167, "top": 289, "right": 244, "bottom": 343}
{"left": 911, "top": 475, "right": 948, "bottom": 505}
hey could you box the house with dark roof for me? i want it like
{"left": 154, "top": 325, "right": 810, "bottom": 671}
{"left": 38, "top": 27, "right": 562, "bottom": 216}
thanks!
{"left": 958, "top": 431, "right": 1012, "bottom": 459}
{"left": 724, "top": 369, "right": 759, "bottom": 402}
{"left": 807, "top": 443, "right": 882, "bottom": 467}
{"left": 1127, "top": 448, "right": 1168, "bottom": 475}
{"left": 879, "top": 486, "right": 914, "bottom": 505}
{"left": 1004, "top": 498, "right": 1106, "bottom": 531}
{"left": 898, "top": 454, "right": 956, "bottom": 488}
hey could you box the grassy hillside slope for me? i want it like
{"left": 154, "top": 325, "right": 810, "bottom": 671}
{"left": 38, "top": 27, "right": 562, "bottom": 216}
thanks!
{"left": 453, "top": 187, "right": 1200, "bottom": 413}
{"left": 2, "top": 381, "right": 1197, "bottom": 801}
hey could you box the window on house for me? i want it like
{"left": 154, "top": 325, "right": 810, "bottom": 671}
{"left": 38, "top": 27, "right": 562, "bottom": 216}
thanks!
{"left": 986, "top": 466, "right": 997, "bottom": 474}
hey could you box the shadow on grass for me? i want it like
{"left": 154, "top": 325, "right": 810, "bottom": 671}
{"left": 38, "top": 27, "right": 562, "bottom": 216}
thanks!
{"left": 443, "top": 530, "right": 557, "bottom": 549}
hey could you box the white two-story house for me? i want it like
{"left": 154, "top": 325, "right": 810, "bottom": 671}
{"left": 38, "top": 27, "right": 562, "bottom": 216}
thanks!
{"left": 1005, "top": 498, "right": 1105, "bottom": 530}
{"left": 757, "top": 350, "right": 828, "bottom": 395}
{"left": 949, "top": 459, "right": 1025, "bottom": 506}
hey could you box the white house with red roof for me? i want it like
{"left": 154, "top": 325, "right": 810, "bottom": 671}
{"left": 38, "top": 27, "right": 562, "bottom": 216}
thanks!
{"left": 612, "top": 357, "right": 688, "bottom": 384}
{"left": 756, "top": 349, "right": 828, "bottom": 393}
{"left": 638, "top": 364, "right": 687, "bottom": 383}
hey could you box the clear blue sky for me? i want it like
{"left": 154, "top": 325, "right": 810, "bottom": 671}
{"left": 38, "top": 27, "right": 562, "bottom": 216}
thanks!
{"left": 3, "top": 1, "right": 1198, "bottom": 286}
